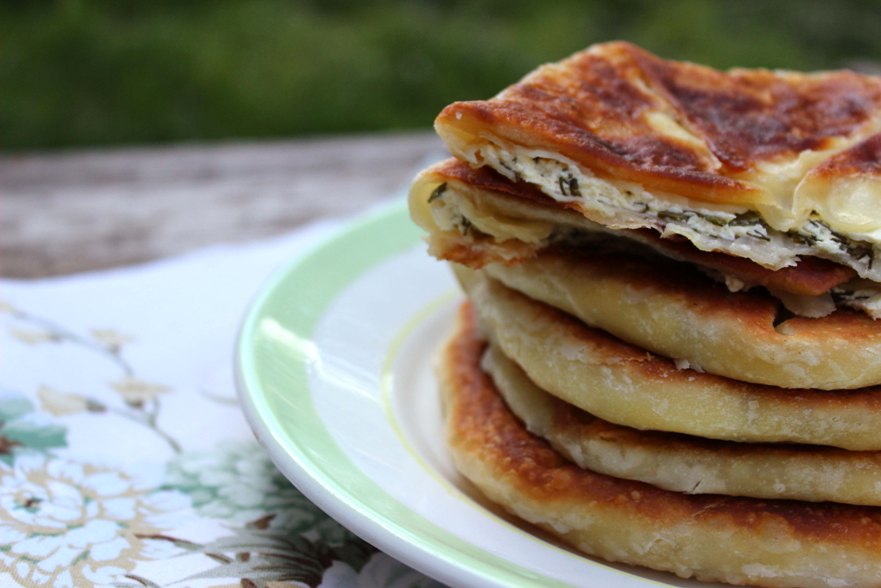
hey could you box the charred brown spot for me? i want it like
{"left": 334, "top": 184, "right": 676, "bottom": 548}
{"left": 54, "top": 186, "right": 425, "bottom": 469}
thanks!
{"left": 812, "top": 131, "right": 881, "bottom": 177}
{"left": 634, "top": 51, "right": 881, "bottom": 171}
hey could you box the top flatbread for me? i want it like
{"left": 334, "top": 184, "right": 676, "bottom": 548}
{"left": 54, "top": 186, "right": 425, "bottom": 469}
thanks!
{"left": 436, "top": 41, "right": 881, "bottom": 225}
{"left": 434, "top": 41, "right": 881, "bottom": 276}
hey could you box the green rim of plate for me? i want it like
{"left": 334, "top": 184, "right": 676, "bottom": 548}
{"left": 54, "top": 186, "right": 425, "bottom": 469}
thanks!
{"left": 236, "top": 200, "right": 568, "bottom": 588}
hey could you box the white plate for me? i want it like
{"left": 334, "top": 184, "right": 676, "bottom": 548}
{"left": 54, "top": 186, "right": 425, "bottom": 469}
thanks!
{"left": 236, "top": 200, "right": 711, "bottom": 587}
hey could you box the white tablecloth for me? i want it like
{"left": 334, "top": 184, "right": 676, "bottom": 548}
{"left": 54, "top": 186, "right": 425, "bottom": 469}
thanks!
{"left": 0, "top": 213, "right": 439, "bottom": 587}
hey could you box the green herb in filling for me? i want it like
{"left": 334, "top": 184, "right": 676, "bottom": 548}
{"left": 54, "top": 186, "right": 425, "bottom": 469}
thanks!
{"left": 427, "top": 182, "right": 447, "bottom": 203}
{"left": 728, "top": 211, "right": 763, "bottom": 227}
{"left": 657, "top": 210, "right": 692, "bottom": 223}
{"left": 789, "top": 232, "right": 817, "bottom": 246}
{"left": 746, "top": 228, "right": 771, "bottom": 241}
{"left": 558, "top": 174, "right": 581, "bottom": 197}
{"left": 703, "top": 215, "right": 732, "bottom": 227}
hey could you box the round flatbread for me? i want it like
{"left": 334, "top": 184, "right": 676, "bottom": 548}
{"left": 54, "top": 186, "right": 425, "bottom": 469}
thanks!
{"left": 481, "top": 248, "right": 881, "bottom": 390}
{"left": 483, "top": 342, "right": 881, "bottom": 506}
{"left": 456, "top": 265, "right": 881, "bottom": 450}
{"left": 439, "top": 302, "right": 881, "bottom": 587}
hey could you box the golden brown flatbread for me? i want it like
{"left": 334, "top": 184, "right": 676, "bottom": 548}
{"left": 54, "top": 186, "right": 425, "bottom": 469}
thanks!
{"left": 457, "top": 265, "right": 881, "bottom": 449}
{"left": 434, "top": 41, "right": 881, "bottom": 282}
{"left": 477, "top": 248, "right": 881, "bottom": 389}
{"left": 484, "top": 342, "right": 881, "bottom": 506}
{"left": 440, "top": 301, "right": 881, "bottom": 587}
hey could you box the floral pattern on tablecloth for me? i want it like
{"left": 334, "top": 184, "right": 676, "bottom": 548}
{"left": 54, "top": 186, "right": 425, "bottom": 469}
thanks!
{"left": 0, "top": 250, "right": 441, "bottom": 588}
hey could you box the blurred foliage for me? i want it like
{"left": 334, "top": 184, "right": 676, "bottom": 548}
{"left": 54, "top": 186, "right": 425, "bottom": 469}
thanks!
{"left": 3, "top": 0, "right": 881, "bottom": 150}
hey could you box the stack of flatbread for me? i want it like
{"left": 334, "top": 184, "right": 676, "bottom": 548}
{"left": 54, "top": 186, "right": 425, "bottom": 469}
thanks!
{"left": 408, "top": 41, "right": 881, "bottom": 586}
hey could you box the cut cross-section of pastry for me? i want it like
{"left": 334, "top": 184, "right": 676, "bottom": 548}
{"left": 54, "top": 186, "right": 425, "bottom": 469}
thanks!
{"left": 409, "top": 158, "right": 881, "bottom": 318}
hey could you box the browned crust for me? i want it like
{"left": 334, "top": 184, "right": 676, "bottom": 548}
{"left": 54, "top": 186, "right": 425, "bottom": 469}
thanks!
{"left": 428, "top": 158, "right": 855, "bottom": 296}
{"left": 809, "top": 131, "right": 881, "bottom": 177}
{"left": 633, "top": 48, "right": 881, "bottom": 171}
{"left": 443, "top": 302, "right": 881, "bottom": 554}
{"left": 436, "top": 41, "right": 881, "bottom": 204}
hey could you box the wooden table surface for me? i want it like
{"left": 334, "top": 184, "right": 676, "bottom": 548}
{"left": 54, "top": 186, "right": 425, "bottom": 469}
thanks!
{"left": 1, "top": 131, "right": 444, "bottom": 278}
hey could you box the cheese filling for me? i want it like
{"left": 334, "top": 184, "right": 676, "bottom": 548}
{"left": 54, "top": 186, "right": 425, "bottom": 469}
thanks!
{"left": 415, "top": 174, "right": 881, "bottom": 319}
{"left": 456, "top": 144, "right": 881, "bottom": 283}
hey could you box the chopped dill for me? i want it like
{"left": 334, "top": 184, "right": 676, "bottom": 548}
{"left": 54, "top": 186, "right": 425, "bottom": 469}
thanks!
{"left": 704, "top": 215, "right": 731, "bottom": 227}
{"left": 427, "top": 182, "right": 447, "bottom": 203}
{"left": 746, "top": 229, "right": 771, "bottom": 242}
{"left": 558, "top": 174, "right": 581, "bottom": 197}
{"left": 728, "top": 211, "right": 763, "bottom": 227}
{"left": 657, "top": 210, "right": 691, "bottom": 223}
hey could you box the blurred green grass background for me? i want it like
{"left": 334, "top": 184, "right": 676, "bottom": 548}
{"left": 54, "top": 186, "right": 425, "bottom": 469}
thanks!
{"left": 4, "top": 0, "right": 881, "bottom": 151}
